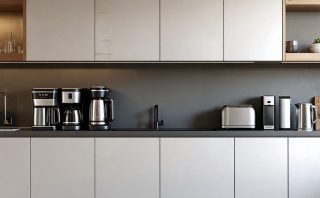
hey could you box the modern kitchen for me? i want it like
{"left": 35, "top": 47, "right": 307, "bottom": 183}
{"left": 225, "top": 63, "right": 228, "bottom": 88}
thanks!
{"left": 0, "top": 0, "right": 320, "bottom": 198}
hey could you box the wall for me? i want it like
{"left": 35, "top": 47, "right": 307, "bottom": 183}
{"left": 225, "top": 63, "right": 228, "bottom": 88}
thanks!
{"left": 0, "top": 63, "right": 319, "bottom": 130}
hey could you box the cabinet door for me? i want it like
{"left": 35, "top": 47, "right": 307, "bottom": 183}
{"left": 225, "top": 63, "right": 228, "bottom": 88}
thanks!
{"left": 96, "top": 138, "right": 159, "bottom": 198}
{"left": 26, "top": 0, "right": 94, "bottom": 61}
{"left": 95, "top": 0, "right": 159, "bottom": 61}
{"left": 161, "top": 0, "right": 223, "bottom": 61}
{"left": 235, "top": 138, "right": 287, "bottom": 198}
{"left": 224, "top": 0, "right": 282, "bottom": 61}
{"left": 289, "top": 138, "right": 320, "bottom": 198}
{"left": 31, "top": 138, "right": 94, "bottom": 198}
{"left": 0, "top": 138, "right": 30, "bottom": 198}
{"left": 161, "top": 138, "right": 234, "bottom": 198}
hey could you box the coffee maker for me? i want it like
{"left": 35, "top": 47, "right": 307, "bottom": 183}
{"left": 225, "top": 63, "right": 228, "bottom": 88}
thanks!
{"left": 61, "top": 88, "right": 82, "bottom": 130}
{"left": 89, "top": 86, "right": 114, "bottom": 130}
{"left": 32, "top": 88, "right": 61, "bottom": 131}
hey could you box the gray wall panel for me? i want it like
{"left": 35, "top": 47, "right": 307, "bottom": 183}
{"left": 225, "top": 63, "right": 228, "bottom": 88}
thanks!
{"left": 0, "top": 63, "right": 319, "bottom": 129}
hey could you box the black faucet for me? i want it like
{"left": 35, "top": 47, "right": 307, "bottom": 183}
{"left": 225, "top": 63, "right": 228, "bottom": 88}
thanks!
{"left": 153, "top": 105, "right": 164, "bottom": 130}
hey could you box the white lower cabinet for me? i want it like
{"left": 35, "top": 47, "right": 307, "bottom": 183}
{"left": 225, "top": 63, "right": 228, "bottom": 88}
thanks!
{"left": 235, "top": 138, "right": 288, "bottom": 198}
{"left": 289, "top": 138, "right": 320, "bottom": 198}
{"left": 96, "top": 138, "right": 159, "bottom": 198}
{"left": 31, "top": 138, "right": 94, "bottom": 198}
{"left": 0, "top": 138, "right": 30, "bottom": 198}
{"left": 161, "top": 138, "right": 234, "bottom": 198}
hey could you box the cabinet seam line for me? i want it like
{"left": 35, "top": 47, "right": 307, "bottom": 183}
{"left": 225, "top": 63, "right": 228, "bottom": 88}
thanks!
{"left": 159, "top": 138, "right": 161, "bottom": 198}
{"left": 30, "top": 138, "right": 31, "bottom": 198}
{"left": 234, "top": 137, "right": 235, "bottom": 198}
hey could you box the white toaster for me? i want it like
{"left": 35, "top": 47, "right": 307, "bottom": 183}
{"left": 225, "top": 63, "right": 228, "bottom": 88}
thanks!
{"left": 221, "top": 105, "right": 256, "bottom": 129}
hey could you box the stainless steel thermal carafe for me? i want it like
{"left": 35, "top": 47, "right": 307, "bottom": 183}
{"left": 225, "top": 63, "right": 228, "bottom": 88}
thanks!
{"left": 89, "top": 86, "right": 114, "bottom": 130}
{"left": 295, "top": 103, "right": 317, "bottom": 131}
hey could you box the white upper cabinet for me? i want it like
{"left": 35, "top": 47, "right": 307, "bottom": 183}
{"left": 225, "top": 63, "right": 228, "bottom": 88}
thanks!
{"left": 96, "top": 138, "right": 159, "bottom": 198}
{"left": 235, "top": 138, "right": 288, "bottom": 198}
{"left": 161, "top": 138, "right": 234, "bottom": 198}
{"left": 0, "top": 138, "right": 30, "bottom": 198}
{"left": 95, "top": 0, "right": 159, "bottom": 61}
{"left": 26, "top": 0, "right": 94, "bottom": 61}
{"left": 289, "top": 138, "right": 320, "bottom": 198}
{"left": 161, "top": 0, "right": 223, "bottom": 61}
{"left": 224, "top": 0, "right": 282, "bottom": 61}
{"left": 31, "top": 138, "right": 94, "bottom": 198}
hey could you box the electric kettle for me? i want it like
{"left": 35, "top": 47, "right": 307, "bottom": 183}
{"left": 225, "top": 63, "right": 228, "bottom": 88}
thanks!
{"left": 295, "top": 103, "right": 317, "bottom": 131}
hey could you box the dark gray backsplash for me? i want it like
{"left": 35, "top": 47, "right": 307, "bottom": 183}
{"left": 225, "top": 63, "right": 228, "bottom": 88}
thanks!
{"left": 0, "top": 63, "right": 319, "bottom": 129}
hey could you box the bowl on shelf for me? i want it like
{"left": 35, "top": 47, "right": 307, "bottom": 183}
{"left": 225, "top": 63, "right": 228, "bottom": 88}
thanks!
{"left": 310, "top": 43, "right": 320, "bottom": 53}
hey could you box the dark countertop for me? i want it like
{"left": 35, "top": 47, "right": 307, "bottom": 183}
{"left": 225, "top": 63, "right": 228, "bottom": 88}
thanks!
{"left": 1, "top": 128, "right": 320, "bottom": 137}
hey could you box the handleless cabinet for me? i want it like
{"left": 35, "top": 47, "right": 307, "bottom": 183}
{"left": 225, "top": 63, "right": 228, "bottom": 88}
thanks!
{"left": 96, "top": 138, "right": 159, "bottom": 198}
{"left": 26, "top": 0, "right": 94, "bottom": 61}
{"left": 289, "top": 138, "right": 320, "bottom": 198}
{"left": 95, "top": 0, "right": 159, "bottom": 61}
{"left": 31, "top": 138, "right": 94, "bottom": 198}
{"left": 161, "top": 0, "right": 223, "bottom": 61}
{"left": 161, "top": 138, "right": 234, "bottom": 198}
{"left": 235, "top": 138, "right": 288, "bottom": 198}
{"left": 224, "top": 0, "right": 282, "bottom": 61}
{"left": 0, "top": 138, "right": 30, "bottom": 198}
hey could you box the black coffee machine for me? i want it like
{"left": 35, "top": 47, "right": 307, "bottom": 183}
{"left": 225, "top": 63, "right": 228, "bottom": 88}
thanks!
{"left": 60, "top": 88, "right": 90, "bottom": 131}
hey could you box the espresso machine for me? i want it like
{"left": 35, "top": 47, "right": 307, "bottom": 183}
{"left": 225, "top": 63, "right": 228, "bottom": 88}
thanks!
{"left": 89, "top": 86, "right": 114, "bottom": 130}
{"left": 32, "top": 88, "right": 61, "bottom": 131}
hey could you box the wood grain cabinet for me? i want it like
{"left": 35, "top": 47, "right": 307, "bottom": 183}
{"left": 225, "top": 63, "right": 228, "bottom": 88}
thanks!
{"left": 160, "top": 0, "right": 223, "bottom": 61}
{"left": 235, "top": 138, "right": 288, "bottom": 198}
{"left": 224, "top": 0, "right": 283, "bottom": 61}
{"left": 96, "top": 138, "right": 159, "bottom": 198}
{"left": 26, "top": 0, "right": 94, "bottom": 61}
{"left": 161, "top": 138, "right": 234, "bottom": 198}
{"left": 95, "top": 0, "right": 159, "bottom": 61}
{"left": 0, "top": 138, "right": 30, "bottom": 198}
{"left": 31, "top": 138, "right": 94, "bottom": 198}
{"left": 289, "top": 138, "right": 320, "bottom": 198}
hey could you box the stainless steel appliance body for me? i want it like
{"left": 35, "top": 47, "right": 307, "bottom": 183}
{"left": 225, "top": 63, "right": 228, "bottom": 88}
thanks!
{"left": 89, "top": 86, "right": 114, "bottom": 130}
{"left": 279, "top": 96, "right": 291, "bottom": 129}
{"left": 61, "top": 88, "right": 82, "bottom": 131}
{"left": 32, "top": 88, "right": 60, "bottom": 131}
{"left": 221, "top": 105, "right": 255, "bottom": 129}
{"left": 296, "top": 103, "right": 317, "bottom": 131}
{"left": 262, "top": 96, "right": 275, "bottom": 130}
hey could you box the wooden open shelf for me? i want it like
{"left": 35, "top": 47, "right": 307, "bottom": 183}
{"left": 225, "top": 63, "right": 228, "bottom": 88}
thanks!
{"left": 0, "top": 53, "right": 24, "bottom": 61}
{"left": 286, "top": 53, "right": 320, "bottom": 61}
{"left": 0, "top": 0, "right": 23, "bottom": 11}
{"left": 286, "top": 0, "right": 320, "bottom": 12}
{"left": 0, "top": 0, "right": 26, "bottom": 62}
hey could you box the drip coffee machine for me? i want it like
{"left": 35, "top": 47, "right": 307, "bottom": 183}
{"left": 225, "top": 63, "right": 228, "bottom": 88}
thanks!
{"left": 32, "top": 88, "right": 60, "bottom": 131}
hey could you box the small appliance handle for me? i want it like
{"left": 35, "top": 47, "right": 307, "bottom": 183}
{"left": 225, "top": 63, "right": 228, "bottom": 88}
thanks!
{"left": 312, "top": 105, "right": 318, "bottom": 124}
{"left": 105, "top": 99, "right": 114, "bottom": 122}
{"left": 53, "top": 107, "right": 61, "bottom": 125}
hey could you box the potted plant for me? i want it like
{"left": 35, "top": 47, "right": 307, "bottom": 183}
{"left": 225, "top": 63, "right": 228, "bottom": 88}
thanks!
{"left": 310, "top": 37, "right": 320, "bottom": 53}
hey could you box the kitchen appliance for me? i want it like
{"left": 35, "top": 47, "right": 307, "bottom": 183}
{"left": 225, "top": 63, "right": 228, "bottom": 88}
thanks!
{"left": 262, "top": 96, "right": 275, "bottom": 130}
{"left": 89, "top": 86, "right": 114, "bottom": 130}
{"left": 286, "top": 40, "right": 298, "bottom": 53}
{"left": 295, "top": 103, "right": 317, "bottom": 131}
{"left": 221, "top": 105, "right": 255, "bottom": 129}
{"left": 279, "top": 96, "right": 291, "bottom": 129}
{"left": 61, "top": 88, "right": 82, "bottom": 131}
{"left": 32, "top": 88, "right": 60, "bottom": 131}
